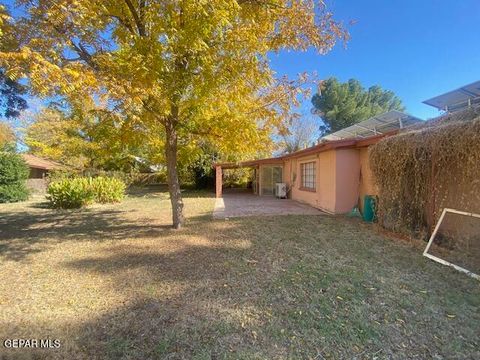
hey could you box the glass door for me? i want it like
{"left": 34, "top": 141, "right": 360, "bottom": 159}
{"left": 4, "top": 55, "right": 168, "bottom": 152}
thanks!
{"left": 261, "top": 166, "right": 283, "bottom": 196}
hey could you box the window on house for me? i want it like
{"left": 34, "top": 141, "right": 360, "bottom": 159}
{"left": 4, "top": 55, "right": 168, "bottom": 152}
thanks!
{"left": 300, "top": 161, "right": 316, "bottom": 190}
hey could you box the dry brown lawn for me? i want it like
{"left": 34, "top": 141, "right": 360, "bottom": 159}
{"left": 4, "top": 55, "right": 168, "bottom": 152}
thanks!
{"left": 0, "top": 188, "right": 479, "bottom": 359}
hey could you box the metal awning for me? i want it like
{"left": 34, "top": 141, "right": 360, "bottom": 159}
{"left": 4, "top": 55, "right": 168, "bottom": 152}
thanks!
{"left": 423, "top": 80, "right": 480, "bottom": 112}
{"left": 321, "top": 110, "right": 422, "bottom": 141}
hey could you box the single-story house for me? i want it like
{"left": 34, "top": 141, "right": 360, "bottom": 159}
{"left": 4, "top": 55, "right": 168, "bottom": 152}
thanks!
{"left": 214, "top": 110, "right": 422, "bottom": 214}
{"left": 22, "top": 154, "right": 64, "bottom": 192}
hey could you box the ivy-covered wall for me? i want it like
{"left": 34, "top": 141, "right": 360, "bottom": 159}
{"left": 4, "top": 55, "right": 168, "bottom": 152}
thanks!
{"left": 369, "top": 107, "right": 480, "bottom": 239}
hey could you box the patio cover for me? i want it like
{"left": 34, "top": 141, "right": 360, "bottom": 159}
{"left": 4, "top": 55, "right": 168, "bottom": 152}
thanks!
{"left": 423, "top": 80, "right": 480, "bottom": 112}
{"left": 322, "top": 110, "right": 422, "bottom": 141}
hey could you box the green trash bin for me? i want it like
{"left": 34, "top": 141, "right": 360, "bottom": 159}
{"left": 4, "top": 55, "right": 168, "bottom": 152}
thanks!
{"left": 363, "top": 195, "right": 376, "bottom": 222}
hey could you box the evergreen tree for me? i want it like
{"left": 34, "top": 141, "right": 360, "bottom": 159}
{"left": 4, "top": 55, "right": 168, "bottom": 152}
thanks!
{"left": 311, "top": 78, "right": 404, "bottom": 135}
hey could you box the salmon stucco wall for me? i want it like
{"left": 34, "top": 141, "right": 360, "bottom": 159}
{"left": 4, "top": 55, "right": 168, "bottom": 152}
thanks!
{"left": 282, "top": 146, "right": 375, "bottom": 214}
{"left": 286, "top": 150, "right": 337, "bottom": 213}
{"left": 334, "top": 149, "right": 360, "bottom": 213}
{"left": 290, "top": 155, "right": 319, "bottom": 208}
{"left": 283, "top": 160, "right": 292, "bottom": 185}
{"left": 317, "top": 150, "right": 336, "bottom": 212}
{"left": 358, "top": 147, "right": 378, "bottom": 212}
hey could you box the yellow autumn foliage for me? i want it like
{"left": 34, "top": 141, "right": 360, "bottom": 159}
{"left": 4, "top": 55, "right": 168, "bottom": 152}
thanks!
{"left": 1, "top": 0, "right": 346, "bottom": 227}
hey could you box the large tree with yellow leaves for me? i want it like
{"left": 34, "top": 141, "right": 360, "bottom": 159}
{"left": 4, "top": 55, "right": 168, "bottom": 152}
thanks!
{"left": 0, "top": 1, "right": 345, "bottom": 228}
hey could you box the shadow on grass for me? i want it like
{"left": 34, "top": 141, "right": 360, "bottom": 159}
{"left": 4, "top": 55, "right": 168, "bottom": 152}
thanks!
{"left": 1, "top": 213, "right": 479, "bottom": 359}
{"left": 0, "top": 207, "right": 213, "bottom": 261}
{"left": 58, "top": 222, "right": 272, "bottom": 359}
{"left": 71, "top": 295, "right": 249, "bottom": 359}
{"left": 1, "top": 222, "right": 255, "bottom": 358}
{"left": 48, "top": 218, "right": 480, "bottom": 358}
{"left": 27, "top": 200, "right": 52, "bottom": 209}
{"left": 0, "top": 187, "right": 216, "bottom": 261}
{"left": 126, "top": 185, "right": 215, "bottom": 199}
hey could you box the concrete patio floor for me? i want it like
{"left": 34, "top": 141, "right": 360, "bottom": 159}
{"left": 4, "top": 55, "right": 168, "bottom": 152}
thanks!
{"left": 213, "top": 192, "right": 325, "bottom": 219}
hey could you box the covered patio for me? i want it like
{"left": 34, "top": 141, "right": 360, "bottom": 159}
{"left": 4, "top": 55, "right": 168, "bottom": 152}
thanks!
{"left": 214, "top": 158, "right": 285, "bottom": 198}
{"left": 213, "top": 190, "right": 324, "bottom": 219}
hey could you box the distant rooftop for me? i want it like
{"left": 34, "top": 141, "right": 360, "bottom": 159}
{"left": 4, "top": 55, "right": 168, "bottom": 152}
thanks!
{"left": 22, "top": 154, "right": 64, "bottom": 170}
{"left": 423, "top": 80, "right": 480, "bottom": 112}
{"left": 321, "top": 110, "right": 422, "bottom": 141}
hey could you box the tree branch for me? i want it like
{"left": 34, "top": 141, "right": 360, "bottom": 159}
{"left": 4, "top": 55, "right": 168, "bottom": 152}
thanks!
{"left": 63, "top": 57, "right": 82, "bottom": 62}
{"left": 103, "top": 14, "right": 136, "bottom": 35}
{"left": 123, "top": 0, "right": 146, "bottom": 36}
{"left": 48, "top": 21, "right": 99, "bottom": 70}
{"left": 237, "top": 0, "right": 286, "bottom": 9}
{"left": 70, "top": 41, "right": 98, "bottom": 70}
{"left": 188, "top": 128, "right": 223, "bottom": 139}
{"left": 140, "top": 98, "right": 166, "bottom": 125}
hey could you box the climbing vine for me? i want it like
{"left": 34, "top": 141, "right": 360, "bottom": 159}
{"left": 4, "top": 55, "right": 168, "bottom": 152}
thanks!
{"left": 369, "top": 107, "right": 480, "bottom": 239}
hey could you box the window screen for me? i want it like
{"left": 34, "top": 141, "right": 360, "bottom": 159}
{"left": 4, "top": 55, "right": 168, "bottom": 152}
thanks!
{"left": 301, "top": 162, "right": 316, "bottom": 190}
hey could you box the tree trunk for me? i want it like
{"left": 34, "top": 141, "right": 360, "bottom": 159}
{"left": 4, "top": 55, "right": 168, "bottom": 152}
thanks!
{"left": 165, "top": 111, "right": 184, "bottom": 229}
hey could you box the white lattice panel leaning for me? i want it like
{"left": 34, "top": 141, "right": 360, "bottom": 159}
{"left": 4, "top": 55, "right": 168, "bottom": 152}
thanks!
{"left": 423, "top": 208, "right": 480, "bottom": 280}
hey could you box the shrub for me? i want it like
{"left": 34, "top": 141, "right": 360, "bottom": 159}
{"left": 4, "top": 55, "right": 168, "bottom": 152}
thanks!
{"left": 128, "top": 172, "right": 167, "bottom": 186}
{"left": 82, "top": 169, "right": 137, "bottom": 187}
{"left": 46, "top": 169, "right": 79, "bottom": 184}
{"left": 0, "top": 183, "right": 29, "bottom": 203}
{"left": 47, "top": 176, "right": 126, "bottom": 208}
{"left": 0, "top": 152, "right": 30, "bottom": 203}
{"left": 91, "top": 176, "right": 126, "bottom": 203}
{"left": 47, "top": 178, "right": 95, "bottom": 209}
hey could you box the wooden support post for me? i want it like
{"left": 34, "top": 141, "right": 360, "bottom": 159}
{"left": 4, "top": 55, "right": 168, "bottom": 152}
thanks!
{"left": 215, "top": 166, "right": 222, "bottom": 198}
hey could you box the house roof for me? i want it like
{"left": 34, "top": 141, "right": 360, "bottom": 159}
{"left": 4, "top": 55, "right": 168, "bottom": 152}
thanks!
{"left": 321, "top": 110, "right": 422, "bottom": 141}
{"left": 215, "top": 111, "right": 424, "bottom": 169}
{"left": 423, "top": 80, "right": 480, "bottom": 112}
{"left": 22, "top": 154, "right": 64, "bottom": 170}
{"left": 214, "top": 131, "right": 394, "bottom": 169}
{"left": 216, "top": 157, "right": 284, "bottom": 169}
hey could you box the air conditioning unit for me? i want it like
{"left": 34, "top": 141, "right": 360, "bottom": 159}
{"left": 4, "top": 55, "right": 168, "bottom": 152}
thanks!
{"left": 275, "top": 183, "right": 287, "bottom": 199}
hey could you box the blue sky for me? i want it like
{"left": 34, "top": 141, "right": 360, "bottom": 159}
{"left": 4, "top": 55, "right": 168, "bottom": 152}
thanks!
{"left": 270, "top": 0, "right": 480, "bottom": 120}
{"left": 3, "top": 0, "right": 480, "bottom": 123}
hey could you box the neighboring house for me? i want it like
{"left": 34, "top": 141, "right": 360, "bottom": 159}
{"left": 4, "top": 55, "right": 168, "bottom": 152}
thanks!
{"left": 214, "top": 111, "right": 422, "bottom": 214}
{"left": 21, "top": 154, "right": 64, "bottom": 192}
